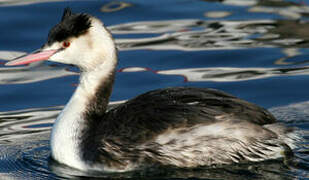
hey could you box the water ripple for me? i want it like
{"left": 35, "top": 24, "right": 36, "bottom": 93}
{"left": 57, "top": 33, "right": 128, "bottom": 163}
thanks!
{"left": 0, "top": 0, "right": 66, "bottom": 6}
{"left": 120, "top": 66, "right": 309, "bottom": 82}
{"left": 0, "top": 100, "right": 125, "bottom": 179}
{"left": 112, "top": 19, "right": 309, "bottom": 51}
{"left": 0, "top": 51, "right": 77, "bottom": 84}
{"left": 2, "top": 19, "right": 309, "bottom": 85}
{"left": 0, "top": 107, "right": 60, "bottom": 142}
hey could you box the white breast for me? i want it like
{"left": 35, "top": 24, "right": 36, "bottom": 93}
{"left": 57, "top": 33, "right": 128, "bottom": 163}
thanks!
{"left": 50, "top": 87, "right": 89, "bottom": 170}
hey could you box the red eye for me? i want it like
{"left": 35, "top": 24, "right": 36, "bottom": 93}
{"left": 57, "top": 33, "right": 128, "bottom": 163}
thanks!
{"left": 63, "top": 41, "right": 70, "bottom": 48}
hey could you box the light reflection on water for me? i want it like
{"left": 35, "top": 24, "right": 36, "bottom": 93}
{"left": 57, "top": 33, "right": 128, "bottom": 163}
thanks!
{"left": 0, "top": 107, "right": 59, "bottom": 141}
{"left": 3, "top": 17, "right": 309, "bottom": 84}
{"left": 1, "top": 0, "right": 309, "bottom": 179}
{"left": 113, "top": 19, "right": 309, "bottom": 55}
{"left": 0, "top": 0, "right": 65, "bottom": 6}
{"left": 121, "top": 66, "right": 309, "bottom": 82}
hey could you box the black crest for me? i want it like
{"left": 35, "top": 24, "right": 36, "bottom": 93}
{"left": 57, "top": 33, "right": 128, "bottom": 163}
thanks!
{"left": 47, "top": 8, "right": 91, "bottom": 45}
{"left": 61, "top": 7, "right": 72, "bottom": 21}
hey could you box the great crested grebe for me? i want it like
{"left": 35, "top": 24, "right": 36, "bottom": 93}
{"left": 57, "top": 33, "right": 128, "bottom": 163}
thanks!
{"left": 6, "top": 8, "right": 300, "bottom": 172}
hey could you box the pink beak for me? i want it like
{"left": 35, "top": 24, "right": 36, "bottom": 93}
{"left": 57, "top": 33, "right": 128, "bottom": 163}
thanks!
{"left": 5, "top": 49, "right": 58, "bottom": 66}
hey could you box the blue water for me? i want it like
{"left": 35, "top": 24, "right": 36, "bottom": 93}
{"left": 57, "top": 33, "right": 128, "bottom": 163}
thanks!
{"left": 1, "top": 0, "right": 309, "bottom": 179}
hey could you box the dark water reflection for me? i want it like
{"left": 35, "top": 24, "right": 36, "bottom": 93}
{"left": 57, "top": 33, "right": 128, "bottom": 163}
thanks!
{"left": 114, "top": 19, "right": 309, "bottom": 52}
{"left": 1, "top": 0, "right": 309, "bottom": 179}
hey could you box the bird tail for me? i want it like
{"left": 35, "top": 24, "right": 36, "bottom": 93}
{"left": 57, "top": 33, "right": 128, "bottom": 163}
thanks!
{"left": 263, "top": 123, "right": 304, "bottom": 150}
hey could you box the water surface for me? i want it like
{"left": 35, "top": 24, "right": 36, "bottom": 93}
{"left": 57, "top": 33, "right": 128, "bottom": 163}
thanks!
{"left": 1, "top": 0, "right": 309, "bottom": 179}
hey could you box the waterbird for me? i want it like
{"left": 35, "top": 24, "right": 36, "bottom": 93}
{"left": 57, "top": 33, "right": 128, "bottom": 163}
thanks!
{"left": 6, "top": 8, "right": 301, "bottom": 172}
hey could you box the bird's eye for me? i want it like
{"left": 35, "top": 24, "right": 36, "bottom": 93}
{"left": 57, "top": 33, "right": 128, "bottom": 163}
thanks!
{"left": 62, "top": 41, "right": 70, "bottom": 48}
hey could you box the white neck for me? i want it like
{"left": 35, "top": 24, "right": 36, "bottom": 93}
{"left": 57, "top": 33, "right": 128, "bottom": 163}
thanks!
{"left": 50, "top": 53, "right": 117, "bottom": 170}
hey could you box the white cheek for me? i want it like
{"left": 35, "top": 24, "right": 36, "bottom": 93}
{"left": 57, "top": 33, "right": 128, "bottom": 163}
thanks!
{"left": 49, "top": 38, "right": 91, "bottom": 65}
{"left": 49, "top": 50, "right": 71, "bottom": 63}
{"left": 45, "top": 43, "right": 67, "bottom": 63}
